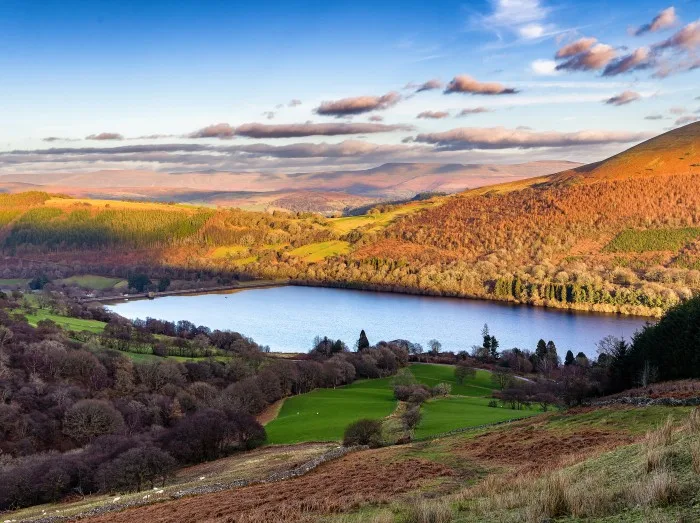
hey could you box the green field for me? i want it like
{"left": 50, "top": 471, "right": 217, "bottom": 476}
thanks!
{"left": 604, "top": 227, "right": 700, "bottom": 253}
{"left": 21, "top": 308, "right": 107, "bottom": 333}
{"left": 409, "top": 363, "right": 495, "bottom": 397}
{"left": 288, "top": 240, "right": 350, "bottom": 262}
{"left": 56, "top": 274, "right": 126, "bottom": 290}
{"left": 0, "top": 278, "right": 30, "bottom": 288}
{"left": 265, "top": 377, "right": 396, "bottom": 444}
{"left": 413, "top": 396, "right": 536, "bottom": 439}
{"left": 264, "top": 364, "right": 531, "bottom": 444}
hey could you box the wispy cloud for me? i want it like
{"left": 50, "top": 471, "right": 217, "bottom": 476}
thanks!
{"left": 417, "top": 110, "right": 450, "bottom": 119}
{"left": 604, "top": 90, "right": 642, "bottom": 106}
{"left": 315, "top": 92, "right": 401, "bottom": 117}
{"left": 633, "top": 7, "right": 678, "bottom": 36}
{"left": 85, "top": 132, "right": 124, "bottom": 141}
{"left": 411, "top": 126, "right": 652, "bottom": 150}
{"left": 444, "top": 75, "right": 518, "bottom": 95}
{"left": 458, "top": 107, "right": 493, "bottom": 116}
{"left": 556, "top": 43, "right": 616, "bottom": 72}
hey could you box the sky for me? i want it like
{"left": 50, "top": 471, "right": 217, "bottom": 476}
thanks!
{"left": 0, "top": 0, "right": 699, "bottom": 175}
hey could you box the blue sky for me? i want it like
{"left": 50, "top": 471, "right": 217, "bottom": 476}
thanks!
{"left": 0, "top": 0, "right": 698, "bottom": 174}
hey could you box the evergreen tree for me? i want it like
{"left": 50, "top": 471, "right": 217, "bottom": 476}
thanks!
{"left": 357, "top": 330, "right": 370, "bottom": 351}
{"left": 564, "top": 350, "right": 575, "bottom": 366}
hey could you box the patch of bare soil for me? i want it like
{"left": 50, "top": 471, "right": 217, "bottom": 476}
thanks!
{"left": 83, "top": 450, "right": 453, "bottom": 523}
{"left": 255, "top": 398, "right": 286, "bottom": 426}
{"left": 454, "top": 419, "right": 634, "bottom": 473}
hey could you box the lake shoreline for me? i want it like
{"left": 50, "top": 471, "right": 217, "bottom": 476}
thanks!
{"left": 108, "top": 285, "right": 650, "bottom": 357}
{"left": 97, "top": 277, "right": 658, "bottom": 321}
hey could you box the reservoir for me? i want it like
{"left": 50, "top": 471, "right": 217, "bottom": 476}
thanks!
{"left": 108, "top": 285, "right": 650, "bottom": 358}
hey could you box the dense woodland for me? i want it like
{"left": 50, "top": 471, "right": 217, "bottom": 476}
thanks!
{"left": 0, "top": 291, "right": 410, "bottom": 510}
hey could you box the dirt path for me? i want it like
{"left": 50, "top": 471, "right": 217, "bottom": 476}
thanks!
{"left": 256, "top": 398, "right": 286, "bottom": 425}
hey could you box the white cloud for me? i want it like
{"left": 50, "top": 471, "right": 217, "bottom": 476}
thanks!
{"left": 519, "top": 24, "right": 546, "bottom": 39}
{"left": 530, "top": 59, "right": 560, "bottom": 76}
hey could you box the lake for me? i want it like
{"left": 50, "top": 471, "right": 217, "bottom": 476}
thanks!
{"left": 108, "top": 285, "right": 651, "bottom": 358}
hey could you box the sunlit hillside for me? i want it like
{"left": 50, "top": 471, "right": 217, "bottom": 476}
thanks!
{"left": 1, "top": 123, "right": 699, "bottom": 316}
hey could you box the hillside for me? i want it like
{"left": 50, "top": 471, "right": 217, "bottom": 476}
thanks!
{"left": 0, "top": 124, "right": 698, "bottom": 316}
{"left": 548, "top": 122, "right": 700, "bottom": 185}
{"left": 0, "top": 160, "right": 578, "bottom": 213}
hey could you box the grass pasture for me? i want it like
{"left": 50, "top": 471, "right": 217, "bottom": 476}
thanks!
{"left": 414, "top": 396, "right": 536, "bottom": 439}
{"left": 330, "top": 201, "right": 437, "bottom": 234}
{"left": 265, "top": 377, "right": 396, "bottom": 444}
{"left": 288, "top": 240, "right": 350, "bottom": 262}
{"left": 604, "top": 227, "right": 700, "bottom": 253}
{"left": 410, "top": 363, "right": 495, "bottom": 397}
{"left": 0, "top": 278, "right": 30, "bottom": 288}
{"left": 22, "top": 308, "right": 107, "bottom": 333}
{"left": 56, "top": 274, "right": 126, "bottom": 290}
{"left": 265, "top": 364, "right": 524, "bottom": 444}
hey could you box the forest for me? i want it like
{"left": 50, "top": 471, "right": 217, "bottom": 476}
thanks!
{"left": 0, "top": 290, "right": 411, "bottom": 510}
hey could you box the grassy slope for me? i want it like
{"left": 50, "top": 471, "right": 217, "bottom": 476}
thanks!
{"left": 22, "top": 308, "right": 107, "bottom": 333}
{"left": 55, "top": 274, "right": 127, "bottom": 290}
{"left": 288, "top": 240, "right": 351, "bottom": 262}
{"left": 414, "top": 395, "right": 536, "bottom": 439}
{"left": 266, "top": 364, "right": 515, "bottom": 444}
{"left": 265, "top": 377, "right": 397, "bottom": 443}
{"left": 410, "top": 364, "right": 495, "bottom": 397}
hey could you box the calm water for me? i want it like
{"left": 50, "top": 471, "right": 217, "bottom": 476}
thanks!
{"left": 108, "top": 286, "right": 651, "bottom": 358}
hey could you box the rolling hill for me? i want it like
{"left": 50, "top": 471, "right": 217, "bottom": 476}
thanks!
{"left": 0, "top": 123, "right": 698, "bottom": 316}
{"left": 0, "top": 160, "right": 578, "bottom": 213}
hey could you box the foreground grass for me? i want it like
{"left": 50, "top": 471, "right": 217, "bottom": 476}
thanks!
{"left": 9, "top": 443, "right": 337, "bottom": 523}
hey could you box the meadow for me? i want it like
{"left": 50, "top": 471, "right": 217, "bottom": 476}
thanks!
{"left": 265, "top": 377, "right": 396, "bottom": 444}
{"left": 264, "top": 364, "right": 532, "bottom": 444}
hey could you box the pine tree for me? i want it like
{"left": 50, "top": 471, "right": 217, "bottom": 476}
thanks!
{"left": 357, "top": 329, "right": 370, "bottom": 351}
{"left": 564, "top": 350, "right": 575, "bottom": 366}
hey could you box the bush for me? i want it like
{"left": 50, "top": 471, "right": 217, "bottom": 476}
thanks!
{"left": 63, "top": 400, "right": 125, "bottom": 444}
{"left": 402, "top": 406, "right": 422, "bottom": 430}
{"left": 408, "top": 387, "right": 431, "bottom": 405}
{"left": 431, "top": 383, "right": 451, "bottom": 397}
{"left": 343, "top": 419, "right": 383, "bottom": 447}
{"left": 454, "top": 362, "right": 476, "bottom": 385}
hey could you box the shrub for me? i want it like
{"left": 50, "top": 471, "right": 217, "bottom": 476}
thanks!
{"left": 488, "top": 399, "right": 499, "bottom": 408}
{"left": 402, "top": 406, "right": 422, "bottom": 430}
{"left": 408, "top": 387, "right": 431, "bottom": 405}
{"left": 63, "top": 400, "right": 125, "bottom": 444}
{"left": 343, "top": 419, "right": 383, "bottom": 447}
{"left": 454, "top": 362, "right": 476, "bottom": 385}
{"left": 431, "top": 383, "right": 451, "bottom": 397}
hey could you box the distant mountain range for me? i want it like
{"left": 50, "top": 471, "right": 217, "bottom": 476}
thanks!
{"left": 0, "top": 160, "right": 580, "bottom": 213}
